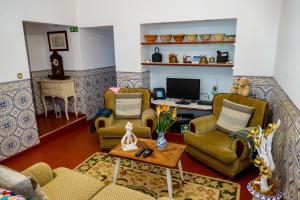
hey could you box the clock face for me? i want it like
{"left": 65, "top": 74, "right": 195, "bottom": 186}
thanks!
{"left": 52, "top": 58, "right": 59, "bottom": 66}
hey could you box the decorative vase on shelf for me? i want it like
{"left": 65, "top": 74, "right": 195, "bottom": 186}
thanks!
{"left": 156, "top": 131, "right": 167, "bottom": 151}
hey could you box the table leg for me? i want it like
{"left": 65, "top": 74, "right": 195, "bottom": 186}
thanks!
{"left": 178, "top": 160, "right": 184, "bottom": 184}
{"left": 113, "top": 158, "right": 121, "bottom": 184}
{"left": 42, "top": 95, "right": 47, "bottom": 117}
{"left": 166, "top": 168, "right": 173, "bottom": 199}
{"left": 63, "top": 97, "right": 69, "bottom": 120}
{"left": 52, "top": 97, "right": 57, "bottom": 115}
{"left": 73, "top": 94, "right": 78, "bottom": 117}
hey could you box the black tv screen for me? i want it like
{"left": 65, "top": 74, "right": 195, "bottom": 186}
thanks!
{"left": 166, "top": 78, "right": 200, "bottom": 100}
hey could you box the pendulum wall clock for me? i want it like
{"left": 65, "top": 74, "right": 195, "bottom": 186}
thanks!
{"left": 50, "top": 51, "right": 65, "bottom": 80}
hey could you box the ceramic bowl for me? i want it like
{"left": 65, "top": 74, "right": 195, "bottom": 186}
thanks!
{"left": 144, "top": 34, "right": 158, "bottom": 43}
{"left": 159, "top": 34, "right": 172, "bottom": 42}
{"left": 212, "top": 33, "right": 225, "bottom": 41}
{"left": 226, "top": 34, "right": 236, "bottom": 41}
{"left": 199, "top": 34, "right": 211, "bottom": 41}
{"left": 173, "top": 34, "right": 185, "bottom": 42}
{"left": 186, "top": 34, "right": 198, "bottom": 42}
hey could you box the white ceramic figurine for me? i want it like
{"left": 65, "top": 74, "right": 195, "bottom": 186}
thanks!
{"left": 121, "top": 122, "right": 138, "bottom": 151}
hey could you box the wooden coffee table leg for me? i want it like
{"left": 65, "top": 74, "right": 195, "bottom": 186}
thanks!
{"left": 113, "top": 158, "right": 121, "bottom": 184}
{"left": 178, "top": 160, "right": 184, "bottom": 184}
{"left": 166, "top": 168, "right": 173, "bottom": 198}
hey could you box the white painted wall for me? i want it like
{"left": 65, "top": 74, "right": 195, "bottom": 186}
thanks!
{"left": 24, "top": 23, "right": 83, "bottom": 71}
{"left": 150, "top": 67, "right": 233, "bottom": 100}
{"left": 77, "top": 0, "right": 282, "bottom": 76}
{"left": 0, "top": 0, "right": 77, "bottom": 83}
{"left": 274, "top": 0, "right": 300, "bottom": 109}
{"left": 24, "top": 23, "right": 116, "bottom": 72}
{"left": 79, "top": 27, "right": 115, "bottom": 69}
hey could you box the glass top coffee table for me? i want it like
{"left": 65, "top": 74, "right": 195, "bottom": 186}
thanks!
{"left": 109, "top": 138, "right": 186, "bottom": 199}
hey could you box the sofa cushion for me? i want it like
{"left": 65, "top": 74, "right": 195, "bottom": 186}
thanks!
{"left": 42, "top": 167, "right": 104, "bottom": 200}
{"left": 216, "top": 99, "right": 254, "bottom": 134}
{"left": 91, "top": 184, "right": 155, "bottom": 200}
{"left": 99, "top": 119, "right": 151, "bottom": 138}
{"left": 22, "top": 162, "right": 54, "bottom": 187}
{"left": 184, "top": 130, "right": 237, "bottom": 164}
{"left": 116, "top": 93, "right": 143, "bottom": 119}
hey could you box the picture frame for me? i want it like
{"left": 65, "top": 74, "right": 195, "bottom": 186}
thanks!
{"left": 47, "top": 31, "right": 69, "bottom": 51}
{"left": 192, "top": 56, "right": 200, "bottom": 64}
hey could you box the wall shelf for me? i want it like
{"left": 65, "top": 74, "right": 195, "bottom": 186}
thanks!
{"left": 141, "top": 62, "right": 233, "bottom": 68}
{"left": 141, "top": 41, "right": 235, "bottom": 45}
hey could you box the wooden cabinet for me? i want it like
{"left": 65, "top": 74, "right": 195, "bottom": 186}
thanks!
{"left": 40, "top": 79, "right": 78, "bottom": 120}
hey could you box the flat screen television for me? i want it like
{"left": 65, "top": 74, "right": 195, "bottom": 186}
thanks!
{"left": 166, "top": 78, "right": 200, "bottom": 100}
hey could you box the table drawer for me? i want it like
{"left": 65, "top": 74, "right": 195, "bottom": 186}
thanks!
{"left": 41, "top": 82, "right": 52, "bottom": 89}
{"left": 42, "top": 88, "right": 64, "bottom": 97}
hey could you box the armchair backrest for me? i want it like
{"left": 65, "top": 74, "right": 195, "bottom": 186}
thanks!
{"left": 104, "top": 88, "right": 151, "bottom": 115}
{"left": 212, "top": 93, "right": 269, "bottom": 128}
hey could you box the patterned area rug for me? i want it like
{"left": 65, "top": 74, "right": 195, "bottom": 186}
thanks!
{"left": 75, "top": 152, "right": 240, "bottom": 200}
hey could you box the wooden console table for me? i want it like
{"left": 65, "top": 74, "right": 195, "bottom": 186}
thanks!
{"left": 151, "top": 99, "right": 212, "bottom": 111}
{"left": 40, "top": 79, "right": 78, "bottom": 120}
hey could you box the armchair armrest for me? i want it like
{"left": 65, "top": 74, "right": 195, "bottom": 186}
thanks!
{"left": 189, "top": 115, "right": 217, "bottom": 135}
{"left": 22, "top": 162, "right": 54, "bottom": 187}
{"left": 95, "top": 114, "right": 114, "bottom": 131}
{"left": 232, "top": 139, "right": 249, "bottom": 160}
{"left": 142, "top": 108, "right": 157, "bottom": 132}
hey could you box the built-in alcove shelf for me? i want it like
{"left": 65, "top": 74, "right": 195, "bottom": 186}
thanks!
{"left": 141, "top": 41, "right": 235, "bottom": 45}
{"left": 140, "top": 19, "right": 236, "bottom": 98}
{"left": 141, "top": 62, "right": 233, "bottom": 68}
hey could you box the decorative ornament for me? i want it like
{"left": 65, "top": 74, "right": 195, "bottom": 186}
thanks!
{"left": 247, "top": 120, "right": 282, "bottom": 199}
{"left": 121, "top": 122, "right": 138, "bottom": 151}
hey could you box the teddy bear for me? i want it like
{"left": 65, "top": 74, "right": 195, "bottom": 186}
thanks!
{"left": 230, "top": 77, "right": 250, "bottom": 96}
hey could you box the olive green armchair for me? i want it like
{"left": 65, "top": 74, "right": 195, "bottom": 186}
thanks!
{"left": 96, "top": 88, "right": 157, "bottom": 149}
{"left": 184, "top": 93, "right": 269, "bottom": 178}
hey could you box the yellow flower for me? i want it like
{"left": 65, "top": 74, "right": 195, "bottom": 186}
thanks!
{"left": 160, "top": 102, "right": 169, "bottom": 113}
{"left": 172, "top": 107, "right": 177, "bottom": 118}
{"left": 156, "top": 105, "right": 161, "bottom": 114}
{"left": 165, "top": 105, "right": 170, "bottom": 112}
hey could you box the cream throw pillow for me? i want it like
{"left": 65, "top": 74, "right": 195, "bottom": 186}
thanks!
{"left": 115, "top": 93, "right": 143, "bottom": 119}
{"left": 216, "top": 99, "right": 254, "bottom": 134}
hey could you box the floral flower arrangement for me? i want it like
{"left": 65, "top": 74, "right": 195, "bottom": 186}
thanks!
{"left": 247, "top": 120, "right": 281, "bottom": 196}
{"left": 156, "top": 104, "right": 177, "bottom": 132}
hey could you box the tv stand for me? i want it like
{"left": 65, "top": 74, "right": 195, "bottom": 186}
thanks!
{"left": 175, "top": 99, "right": 191, "bottom": 105}
{"left": 151, "top": 98, "right": 212, "bottom": 111}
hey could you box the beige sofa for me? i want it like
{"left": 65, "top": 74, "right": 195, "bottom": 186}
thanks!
{"left": 22, "top": 162, "right": 171, "bottom": 200}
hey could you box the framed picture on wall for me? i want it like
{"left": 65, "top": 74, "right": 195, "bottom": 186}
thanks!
{"left": 47, "top": 31, "right": 69, "bottom": 51}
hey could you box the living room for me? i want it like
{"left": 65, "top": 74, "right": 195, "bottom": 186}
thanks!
{"left": 0, "top": 0, "right": 299, "bottom": 200}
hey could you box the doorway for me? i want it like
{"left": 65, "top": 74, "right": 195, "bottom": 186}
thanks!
{"left": 23, "top": 22, "right": 117, "bottom": 138}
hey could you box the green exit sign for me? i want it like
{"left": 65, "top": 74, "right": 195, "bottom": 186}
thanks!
{"left": 70, "top": 26, "right": 79, "bottom": 32}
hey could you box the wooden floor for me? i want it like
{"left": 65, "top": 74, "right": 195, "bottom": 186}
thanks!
{"left": 37, "top": 112, "right": 86, "bottom": 137}
{"left": 1, "top": 122, "right": 257, "bottom": 200}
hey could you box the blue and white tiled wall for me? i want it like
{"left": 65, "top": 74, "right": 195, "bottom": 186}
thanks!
{"left": 116, "top": 70, "right": 150, "bottom": 88}
{"left": 0, "top": 79, "right": 39, "bottom": 160}
{"left": 0, "top": 66, "right": 116, "bottom": 161}
{"left": 243, "top": 76, "right": 300, "bottom": 200}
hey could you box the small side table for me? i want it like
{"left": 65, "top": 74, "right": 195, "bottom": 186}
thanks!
{"left": 40, "top": 79, "right": 78, "bottom": 120}
{"left": 109, "top": 138, "right": 186, "bottom": 199}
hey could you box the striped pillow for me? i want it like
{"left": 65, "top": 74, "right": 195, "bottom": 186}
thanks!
{"left": 115, "top": 93, "right": 143, "bottom": 119}
{"left": 216, "top": 99, "right": 254, "bottom": 134}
